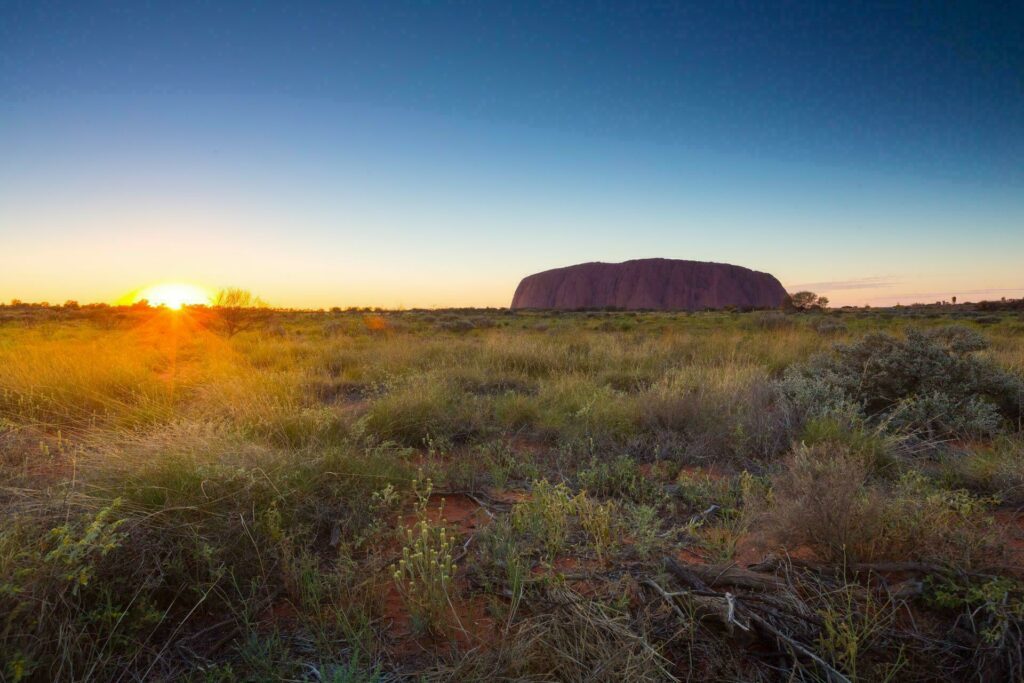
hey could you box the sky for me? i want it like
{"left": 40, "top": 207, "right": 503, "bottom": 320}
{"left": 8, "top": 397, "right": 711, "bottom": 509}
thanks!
{"left": 2, "top": 1, "right": 1023, "bottom": 308}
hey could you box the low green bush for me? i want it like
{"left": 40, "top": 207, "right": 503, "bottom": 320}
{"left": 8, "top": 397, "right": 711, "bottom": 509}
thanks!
{"left": 784, "top": 326, "right": 1024, "bottom": 439}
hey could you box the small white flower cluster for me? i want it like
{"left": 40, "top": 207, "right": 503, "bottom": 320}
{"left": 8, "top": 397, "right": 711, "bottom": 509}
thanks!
{"left": 390, "top": 477, "right": 455, "bottom": 627}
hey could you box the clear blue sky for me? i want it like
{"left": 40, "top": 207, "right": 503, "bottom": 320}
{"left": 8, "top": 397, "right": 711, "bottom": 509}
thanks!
{"left": 2, "top": 1, "right": 1022, "bottom": 307}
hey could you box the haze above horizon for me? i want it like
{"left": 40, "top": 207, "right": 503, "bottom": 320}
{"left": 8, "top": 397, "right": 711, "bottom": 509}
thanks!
{"left": 3, "top": 1, "right": 1023, "bottom": 308}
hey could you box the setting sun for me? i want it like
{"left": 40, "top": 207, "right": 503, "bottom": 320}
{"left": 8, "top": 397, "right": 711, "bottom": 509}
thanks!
{"left": 135, "top": 282, "right": 211, "bottom": 310}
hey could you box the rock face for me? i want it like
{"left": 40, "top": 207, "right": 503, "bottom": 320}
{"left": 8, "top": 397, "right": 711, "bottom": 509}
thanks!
{"left": 510, "top": 258, "right": 788, "bottom": 311}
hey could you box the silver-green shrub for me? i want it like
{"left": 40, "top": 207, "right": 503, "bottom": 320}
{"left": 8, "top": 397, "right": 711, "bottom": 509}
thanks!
{"left": 783, "top": 326, "right": 1023, "bottom": 438}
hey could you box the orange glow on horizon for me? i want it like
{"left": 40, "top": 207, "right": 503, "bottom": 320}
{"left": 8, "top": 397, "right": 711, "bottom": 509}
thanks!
{"left": 129, "top": 282, "right": 212, "bottom": 310}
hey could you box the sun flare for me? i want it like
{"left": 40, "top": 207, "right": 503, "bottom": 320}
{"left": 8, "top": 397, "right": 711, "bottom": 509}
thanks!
{"left": 135, "top": 282, "right": 212, "bottom": 310}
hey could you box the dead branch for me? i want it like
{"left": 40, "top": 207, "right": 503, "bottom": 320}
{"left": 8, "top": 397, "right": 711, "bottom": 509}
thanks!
{"left": 662, "top": 556, "right": 710, "bottom": 591}
{"left": 740, "top": 604, "right": 852, "bottom": 683}
{"left": 665, "top": 557, "right": 785, "bottom": 592}
{"left": 687, "top": 504, "right": 720, "bottom": 527}
{"left": 660, "top": 556, "right": 851, "bottom": 682}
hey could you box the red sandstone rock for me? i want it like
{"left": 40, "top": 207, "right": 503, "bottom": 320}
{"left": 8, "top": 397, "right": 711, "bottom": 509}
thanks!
{"left": 510, "top": 258, "right": 788, "bottom": 311}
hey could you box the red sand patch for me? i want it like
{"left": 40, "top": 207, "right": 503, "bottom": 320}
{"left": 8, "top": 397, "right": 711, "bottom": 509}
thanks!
{"left": 400, "top": 493, "right": 491, "bottom": 534}
{"left": 486, "top": 488, "right": 531, "bottom": 505}
{"left": 382, "top": 587, "right": 497, "bottom": 657}
{"left": 677, "top": 546, "right": 709, "bottom": 566}
{"left": 733, "top": 535, "right": 766, "bottom": 566}
{"left": 449, "top": 594, "right": 496, "bottom": 648}
{"left": 678, "top": 533, "right": 817, "bottom": 568}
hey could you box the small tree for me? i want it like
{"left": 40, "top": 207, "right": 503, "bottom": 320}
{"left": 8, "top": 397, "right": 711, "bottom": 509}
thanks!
{"left": 212, "top": 287, "right": 267, "bottom": 337}
{"left": 787, "top": 291, "right": 829, "bottom": 312}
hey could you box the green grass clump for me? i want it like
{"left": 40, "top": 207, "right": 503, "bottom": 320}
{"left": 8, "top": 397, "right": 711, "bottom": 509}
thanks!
{"left": 578, "top": 454, "right": 665, "bottom": 504}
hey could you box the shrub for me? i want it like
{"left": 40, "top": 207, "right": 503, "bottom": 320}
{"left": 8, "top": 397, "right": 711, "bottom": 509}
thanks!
{"left": 813, "top": 577, "right": 906, "bottom": 681}
{"left": 784, "top": 327, "right": 1024, "bottom": 438}
{"left": 511, "top": 480, "right": 576, "bottom": 560}
{"left": 1, "top": 506, "right": 138, "bottom": 681}
{"left": 640, "top": 366, "right": 798, "bottom": 462}
{"left": 673, "top": 470, "right": 766, "bottom": 563}
{"left": 787, "top": 291, "right": 830, "bottom": 311}
{"left": 575, "top": 495, "right": 618, "bottom": 561}
{"left": 535, "top": 377, "right": 639, "bottom": 445}
{"left": 438, "top": 586, "right": 673, "bottom": 681}
{"left": 757, "top": 446, "right": 1005, "bottom": 565}
{"left": 925, "top": 574, "right": 1024, "bottom": 678}
{"left": 779, "top": 370, "right": 863, "bottom": 424}
{"left": 939, "top": 436, "right": 1024, "bottom": 504}
{"left": 43, "top": 499, "right": 128, "bottom": 590}
{"left": 322, "top": 320, "right": 345, "bottom": 337}
{"left": 797, "top": 415, "right": 899, "bottom": 475}
{"left": 675, "top": 470, "right": 743, "bottom": 512}
{"left": 748, "top": 310, "right": 794, "bottom": 330}
{"left": 810, "top": 317, "right": 848, "bottom": 336}
{"left": 362, "top": 377, "right": 483, "bottom": 446}
{"left": 889, "top": 391, "right": 1002, "bottom": 439}
{"left": 211, "top": 287, "right": 270, "bottom": 337}
{"left": 438, "top": 319, "right": 475, "bottom": 333}
{"left": 470, "top": 316, "right": 497, "bottom": 329}
{"left": 619, "top": 504, "right": 663, "bottom": 560}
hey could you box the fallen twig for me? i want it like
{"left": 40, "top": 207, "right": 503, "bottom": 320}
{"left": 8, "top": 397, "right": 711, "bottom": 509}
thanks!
{"left": 740, "top": 603, "right": 852, "bottom": 683}
{"left": 660, "top": 555, "right": 850, "bottom": 682}
{"left": 687, "top": 504, "right": 720, "bottom": 527}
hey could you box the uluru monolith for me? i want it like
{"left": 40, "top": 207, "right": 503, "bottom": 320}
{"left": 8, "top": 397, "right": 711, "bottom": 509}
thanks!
{"left": 510, "top": 258, "right": 788, "bottom": 311}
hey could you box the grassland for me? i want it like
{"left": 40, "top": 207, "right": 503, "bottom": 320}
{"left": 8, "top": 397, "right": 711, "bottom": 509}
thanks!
{"left": 1, "top": 303, "right": 1023, "bottom": 682}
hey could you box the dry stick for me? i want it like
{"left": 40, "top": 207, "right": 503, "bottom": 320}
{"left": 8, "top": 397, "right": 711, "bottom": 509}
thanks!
{"left": 664, "top": 556, "right": 788, "bottom": 593}
{"left": 748, "top": 553, "right": 1012, "bottom": 583}
{"left": 642, "top": 578, "right": 689, "bottom": 622}
{"left": 444, "top": 590, "right": 471, "bottom": 642}
{"left": 662, "top": 556, "right": 851, "bottom": 683}
{"left": 435, "top": 488, "right": 511, "bottom": 515}
{"left": 686, "top": 504, "right": 720, "bottom": 527}
{"left": 725, "top": 592, "right": 749, "bottom": 632}
{"left": 740, "top": 593, "right": 824, "bottom": 627}
{"left": 646, "top": 577, "right": 756, "bottom": 639}
{"left": 740, "top": 604, "right": 851, "bottom": 683}
{"left": 452, "top": 533, "right": 476, "bottom": 564}
{"left": 662, "top": 557, "right": 710, "bottom": 591}
{"left": 463, "top": 492, "right": 501, "bottom": 518}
